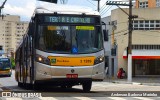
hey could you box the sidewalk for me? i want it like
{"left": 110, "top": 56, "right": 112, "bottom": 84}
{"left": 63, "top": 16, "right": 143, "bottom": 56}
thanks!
{"left": 104, "top": 77, "right": 160, "bottom": 86}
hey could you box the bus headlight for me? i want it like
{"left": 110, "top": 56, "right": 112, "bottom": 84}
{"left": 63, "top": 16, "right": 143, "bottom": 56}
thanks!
{"left": 36, "top": 55, "right": 50, "bottom": 65}
{"left": 94, "top": 56, "right": 104, "bottom": 65}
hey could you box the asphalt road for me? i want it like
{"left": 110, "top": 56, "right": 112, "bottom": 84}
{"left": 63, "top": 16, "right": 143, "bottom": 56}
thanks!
{"left": 0, "top": 70, "right": 160, "bottom": 99}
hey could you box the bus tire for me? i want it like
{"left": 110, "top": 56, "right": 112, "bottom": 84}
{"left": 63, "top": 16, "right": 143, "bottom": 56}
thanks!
{"left": 18, "top": 82, "right": 23, "bottom": 87}
{"left": 66, "top": 85, "right": 73, "bottom": 89}
{"left": 25, "top": 83, "right": 33, "bottom": 90}
{"left": 82, "top": 81, "right": 92, "bottom": 92}
{"left": 61, "top": 85, "right": 67, "bottom": 88}
{"left": 33, "top": 81, "right": 40, "bottom": 90}
{"left": 8, "top": 75, "right": 11, "bottom": 77}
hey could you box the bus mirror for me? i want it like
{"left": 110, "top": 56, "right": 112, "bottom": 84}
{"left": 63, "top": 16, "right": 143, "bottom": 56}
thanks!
{"left": 103, "top": 30, "right": 108, "bottom": 41}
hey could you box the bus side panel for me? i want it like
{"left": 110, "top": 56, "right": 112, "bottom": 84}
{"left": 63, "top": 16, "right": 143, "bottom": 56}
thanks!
{"left": 92, "top": 62, "right": 105, "bottom": 80}
{"left": 34, "top": 62, "right": 52, "bottom": 80}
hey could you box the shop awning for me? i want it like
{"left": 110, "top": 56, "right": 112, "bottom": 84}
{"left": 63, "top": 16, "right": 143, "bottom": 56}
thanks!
{"left": 123, "top": 50, "right": 160, "bottom": 59}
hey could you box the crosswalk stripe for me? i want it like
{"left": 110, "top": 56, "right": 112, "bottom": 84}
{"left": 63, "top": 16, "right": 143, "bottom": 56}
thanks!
{"left": 6, "top": 98, "right": 23, "bottom": 100}
{"left": 133, "top": 97, "right": 154, "bottom": 100}
{"left": 73, "top": 97, "right": 96, "bottom": 100}
{"left": 108, "top": 97, "right": 126, "bottom": 100}
{"left": 38, "top": 97, "right": 58, "bottom": 100}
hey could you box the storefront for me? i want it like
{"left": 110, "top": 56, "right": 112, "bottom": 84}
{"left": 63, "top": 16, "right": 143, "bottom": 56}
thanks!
{"left": 123, "top": 50, "right": 160, "bottom": 76}
{"left": 133, "top": 59, "right": 160, "bottom": 76}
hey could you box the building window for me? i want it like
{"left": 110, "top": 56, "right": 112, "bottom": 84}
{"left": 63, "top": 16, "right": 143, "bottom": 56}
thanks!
{"left": 133, "top": 20, "right": 160, "bottom": 30}
{"left": 156, "top": 0, "right": 160, "bottom": 7}
{"left": 139, "top": 1, "right": 148, "bottom": 8}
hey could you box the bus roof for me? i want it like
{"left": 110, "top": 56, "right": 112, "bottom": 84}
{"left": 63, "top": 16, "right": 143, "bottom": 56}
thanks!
{"left": 34, "top": 4, "right": 100, "bottom": 15}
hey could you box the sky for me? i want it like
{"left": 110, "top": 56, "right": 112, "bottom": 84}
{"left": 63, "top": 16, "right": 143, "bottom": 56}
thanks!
{"left": 0, "top": 0, "right": 129, "bottom": 21}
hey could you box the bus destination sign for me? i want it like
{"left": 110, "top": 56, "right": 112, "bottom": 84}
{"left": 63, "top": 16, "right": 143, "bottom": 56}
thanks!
{"left": 44, "top": 16, "right": 95, "bottom": 23}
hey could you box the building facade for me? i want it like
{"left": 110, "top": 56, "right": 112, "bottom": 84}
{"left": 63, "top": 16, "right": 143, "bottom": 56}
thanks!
{"left": 135, "top": 0, "right": 160, "bottom": 8}
{"left": 102, "top": 16, "right": 118, "bottom": 78}
{"left": 109, "top": 7, "right": 160, "bottom": 77}
{"left": 0, "top": 15, "right": 28, "bottom": 56}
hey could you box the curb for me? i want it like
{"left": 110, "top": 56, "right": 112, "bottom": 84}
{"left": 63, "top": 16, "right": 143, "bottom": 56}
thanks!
{"left": 112, "top": 81, "right": 133, "bottom": 84}
{"left": 0, "top": 83, "right": 4, "bottom": 91}
{"left": 0, "top": 87, "right": 3, "bottom": 91}
{"left": 110, "top": 81, "right": 160, "bottom": 86}
{"left": 132, "top": 82, "right": 142, "bottom": 85}
{"left": 141, "top": 83, "right": 160, "bottom": 86}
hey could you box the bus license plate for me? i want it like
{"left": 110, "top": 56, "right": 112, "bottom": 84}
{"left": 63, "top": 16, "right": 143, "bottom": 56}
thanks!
{"left": 66, "top": 74, "right": 78, "bottom": 78}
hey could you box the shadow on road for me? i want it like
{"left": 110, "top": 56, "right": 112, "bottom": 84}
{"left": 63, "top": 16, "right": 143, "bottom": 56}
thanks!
{"left": 0, "top": 75, "right": 11, "bottom": 78}
{"left": 3, "top": 85, "right": 97, "bottom": 93}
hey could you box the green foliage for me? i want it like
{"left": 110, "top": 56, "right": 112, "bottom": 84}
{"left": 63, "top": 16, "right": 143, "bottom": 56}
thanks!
{"left": 11, "top": 57, "right": 15, "bottom": 69}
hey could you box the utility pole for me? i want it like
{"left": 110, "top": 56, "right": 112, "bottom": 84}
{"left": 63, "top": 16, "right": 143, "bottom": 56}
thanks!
{"left": 106, "top": 0, "right": 137, "bottom": 82}
{"left": 128, "top": 0, "right": 133, "bottom": 82}
{"left": 0, "top": 0, "right": 7, "bottom": 16}
{"left": 93, "top": 0, "right": 100, "bottom": 12}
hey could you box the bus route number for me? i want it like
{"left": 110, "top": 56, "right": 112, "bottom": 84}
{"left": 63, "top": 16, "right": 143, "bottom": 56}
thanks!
{"left": 80, "top": 59, "right": 92, "bottom": 63}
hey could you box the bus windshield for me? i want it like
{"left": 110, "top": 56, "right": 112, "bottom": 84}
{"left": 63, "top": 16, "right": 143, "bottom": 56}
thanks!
{"left": 0, "top": 58, "right": 11, "bottom": 69}
{"left": 37, "top": 25, "right": 103, "bottom": 54}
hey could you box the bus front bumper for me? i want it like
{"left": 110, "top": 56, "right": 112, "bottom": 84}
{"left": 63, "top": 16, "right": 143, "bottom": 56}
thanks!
{"left": 0, "top": 70, "right": 12, "bottom": 76}
{"left": 35, "top": 62, "right": 105, "bottom": 81}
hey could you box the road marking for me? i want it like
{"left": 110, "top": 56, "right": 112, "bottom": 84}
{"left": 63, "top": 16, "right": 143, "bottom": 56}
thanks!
{"left": 108, "top": 97, "right": 126, "bottom": 100}
{"left": 133, "top": 97, "right": 154, "bottom": 100}
{"left": 1, "top": 87, "right": 12, "bottom": 91}
{"left": 6, "top": 98, "right": 23, "bottom": 100}
{"left": 0, "top": 87, "right": 3, "bottom": 91}
{"left": 73, "top": 97, "right": 96, "bottom": 100}
{"left": 39, "top": 97, "right": 58, "bottom": 100}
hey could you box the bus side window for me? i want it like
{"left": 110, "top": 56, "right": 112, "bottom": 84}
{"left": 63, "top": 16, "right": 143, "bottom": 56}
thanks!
{"left": 0, "top": 63, "right": 2, "bottom": 68}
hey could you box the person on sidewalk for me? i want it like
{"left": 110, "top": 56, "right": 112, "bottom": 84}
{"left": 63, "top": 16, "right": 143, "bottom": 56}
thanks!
{"left": 117, "top": 68, "right": 123, "bottom": 79}
{"left": 117, "top": 68, "right": 126, "bottom": 79}
{"left": 121, "top": 68, "right": 126, "bottom": 79}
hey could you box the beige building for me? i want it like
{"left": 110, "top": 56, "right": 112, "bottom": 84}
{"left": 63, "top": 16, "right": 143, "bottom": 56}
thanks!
{"left": 109, "top": 7, "right": 160, "bottom": 76}
{"left": 0, "top": 15, "right": 28, "bottom": 56}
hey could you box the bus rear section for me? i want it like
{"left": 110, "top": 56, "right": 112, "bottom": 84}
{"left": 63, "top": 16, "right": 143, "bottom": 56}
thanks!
{"left": 0, "top": 58, "right": 12, "bottom": 77}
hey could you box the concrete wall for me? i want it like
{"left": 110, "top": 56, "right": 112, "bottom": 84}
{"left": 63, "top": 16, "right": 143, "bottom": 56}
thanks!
{"left": 102, "top": 16, "right": 118, "bottom": 78}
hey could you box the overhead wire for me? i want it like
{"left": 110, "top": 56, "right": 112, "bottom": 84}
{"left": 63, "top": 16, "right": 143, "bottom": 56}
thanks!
{"left": 86, "top": 0, "right": 97, "bottom": 7}
{"left": 108, "top": 29, "right": 128, "bottom": 37}
{"left": 100, "top": 2, "right": 110, "bottom": 13}
{"left": 100, "top": 5, "right": 113, "bottom": 16}
{"left": 99, "top": 0, "right": 108, "bottom": 12}
{"left": 100, "top": 5, "right": 109, "bottom": 13}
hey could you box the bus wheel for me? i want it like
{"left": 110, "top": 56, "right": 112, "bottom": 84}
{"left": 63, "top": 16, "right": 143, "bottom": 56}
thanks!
{"left": 61, "top": 85, "right": 67, "bottom": 88}
{"left": 18, "top": 82, "right": 23, "bottom": 87}
{"left": 66, "top": 85, "right": 73, "bottom": 89}
{"left": 8, "top": 75, "right": 11, "bottom": 77}
{"left": 25, "top": 83, "right": 33, "bottom": 90}
{"left": 82, "top": 81, "right": 92, "bottom": 92}
{"left": 33, "top": 82, "right": 40, "bottom": 90}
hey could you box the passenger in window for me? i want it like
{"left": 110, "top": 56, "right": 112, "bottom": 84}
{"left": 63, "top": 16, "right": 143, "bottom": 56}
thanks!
{"left": 81, "top": 38, "right": 89, "bottom": 49}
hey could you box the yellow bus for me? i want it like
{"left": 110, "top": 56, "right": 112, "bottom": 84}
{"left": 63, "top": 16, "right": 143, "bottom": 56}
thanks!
{"left": 0, "top": 57, "right": 12, "bottom": 77}
{"left": 15, "top": 4, "right": 105, "bottom": 92}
